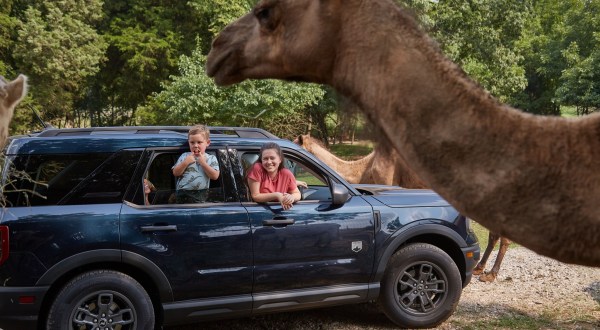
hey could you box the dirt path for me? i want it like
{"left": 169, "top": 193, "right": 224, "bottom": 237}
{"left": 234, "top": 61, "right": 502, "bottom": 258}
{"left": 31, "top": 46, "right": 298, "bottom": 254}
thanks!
{"left": 167, "top": 247, "right": 599, "bottom": 329}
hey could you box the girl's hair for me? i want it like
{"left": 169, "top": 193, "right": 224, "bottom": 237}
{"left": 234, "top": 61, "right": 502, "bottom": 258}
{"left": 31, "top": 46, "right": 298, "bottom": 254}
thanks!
{"left": 188, "top": 124, "right": 210, "bottom": 140}
{"left": 258, "top": 142, "right": 285, "bottom": 170}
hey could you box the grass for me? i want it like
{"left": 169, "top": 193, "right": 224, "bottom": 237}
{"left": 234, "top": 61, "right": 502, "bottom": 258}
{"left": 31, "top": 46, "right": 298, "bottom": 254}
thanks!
{"left": 329, "top": 142, "right": 373, "bottom": 160}
{"left": 471, "top": 220, "right": 520, "bottom": 251}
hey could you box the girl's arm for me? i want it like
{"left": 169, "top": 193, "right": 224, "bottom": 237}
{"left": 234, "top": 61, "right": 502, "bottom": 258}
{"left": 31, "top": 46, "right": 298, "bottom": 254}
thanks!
{"left": 248, "top": 178, "right": 283, "bottom": 203}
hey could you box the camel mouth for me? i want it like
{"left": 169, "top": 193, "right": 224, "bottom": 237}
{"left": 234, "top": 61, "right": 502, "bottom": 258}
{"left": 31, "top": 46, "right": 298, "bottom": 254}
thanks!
{"left": 206, "top": 50, "right": 245, "bottom": 86}
{"left": 205, "top": 50, "right": 224, "bottom": 78}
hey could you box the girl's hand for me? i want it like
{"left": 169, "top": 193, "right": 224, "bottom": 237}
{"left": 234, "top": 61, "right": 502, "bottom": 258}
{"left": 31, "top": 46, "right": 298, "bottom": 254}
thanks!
{"left": 280, "top": 193, "right": 295, "bottom": 210}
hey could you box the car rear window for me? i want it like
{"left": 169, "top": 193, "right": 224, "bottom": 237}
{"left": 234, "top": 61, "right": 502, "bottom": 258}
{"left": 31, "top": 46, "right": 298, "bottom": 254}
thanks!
{"left": 2, "top": 150, "right": 142, "bottom": 206}
{"left": 2, "top": 153, "right": 110, "bottom": 206}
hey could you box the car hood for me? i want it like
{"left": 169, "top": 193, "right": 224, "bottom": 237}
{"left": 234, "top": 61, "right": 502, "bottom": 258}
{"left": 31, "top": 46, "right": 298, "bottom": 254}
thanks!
{"left": 352, "top": 184, "right": 451, "bottom": 207}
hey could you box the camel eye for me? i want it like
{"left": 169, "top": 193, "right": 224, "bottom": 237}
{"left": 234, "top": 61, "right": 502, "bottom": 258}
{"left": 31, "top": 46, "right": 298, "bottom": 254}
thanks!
{"left": 254, "top": 7, "right": 271, "bottom": 23}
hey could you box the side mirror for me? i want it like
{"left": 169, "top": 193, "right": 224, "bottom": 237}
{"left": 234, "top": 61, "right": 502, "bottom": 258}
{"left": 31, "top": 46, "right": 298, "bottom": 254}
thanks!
{"left": 331, "top": 183, "right": 350, "bottom": 206}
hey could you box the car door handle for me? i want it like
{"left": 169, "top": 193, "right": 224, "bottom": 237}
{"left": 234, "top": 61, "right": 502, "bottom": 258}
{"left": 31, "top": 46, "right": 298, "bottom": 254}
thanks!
{"left": 140, "top": 225, "right": 178, "bottom": 232}
{"left": 263, "top": 219, "right": 295, "bottom": 226}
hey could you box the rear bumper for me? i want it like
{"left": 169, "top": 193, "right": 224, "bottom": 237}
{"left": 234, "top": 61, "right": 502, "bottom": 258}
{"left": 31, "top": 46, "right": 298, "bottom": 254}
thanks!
{"left": 0, "top": 286, "right": 48, "bottom": 330}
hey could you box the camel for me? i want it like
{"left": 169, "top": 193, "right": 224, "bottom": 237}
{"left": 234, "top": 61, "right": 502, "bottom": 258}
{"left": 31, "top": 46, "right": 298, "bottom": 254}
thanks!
{"left": 206, "top": 0, "right": 600, "bottom": 267}
{"left": 0, "top": 74, "right": 28, "bottom": 147}
{"left": 295, "top": 134, "right": 426, "bottom": 188}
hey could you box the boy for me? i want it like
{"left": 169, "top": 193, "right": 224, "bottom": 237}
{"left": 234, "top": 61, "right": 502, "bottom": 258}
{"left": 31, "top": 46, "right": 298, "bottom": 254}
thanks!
{"left": 172, "top": 124, "right": 220, "bottom": 203}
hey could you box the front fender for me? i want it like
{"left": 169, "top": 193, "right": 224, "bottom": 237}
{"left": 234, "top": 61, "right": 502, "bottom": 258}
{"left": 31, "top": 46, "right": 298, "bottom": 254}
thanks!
{"left": 371, "top": 222, "right": 469, "bottom": 283}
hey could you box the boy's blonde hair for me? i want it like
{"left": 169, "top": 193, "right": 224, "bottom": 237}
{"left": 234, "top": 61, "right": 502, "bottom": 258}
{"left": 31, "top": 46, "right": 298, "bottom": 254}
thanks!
{"left": 188, "top": 124, "right": 210, "bottom": 140}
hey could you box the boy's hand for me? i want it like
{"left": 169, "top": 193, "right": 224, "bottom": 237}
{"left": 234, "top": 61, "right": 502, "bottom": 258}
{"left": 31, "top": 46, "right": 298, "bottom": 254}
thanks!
{"left": 196, "top": 153, "right": 208, "bottom": 166}
{"left": 185, "top": 153, "right": 196, "bottom": 165}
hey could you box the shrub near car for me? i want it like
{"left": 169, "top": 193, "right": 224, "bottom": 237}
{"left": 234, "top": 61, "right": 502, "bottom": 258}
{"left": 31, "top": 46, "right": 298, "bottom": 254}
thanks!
{"left": 0, "top": 126, "right": 480, "bottom": 330}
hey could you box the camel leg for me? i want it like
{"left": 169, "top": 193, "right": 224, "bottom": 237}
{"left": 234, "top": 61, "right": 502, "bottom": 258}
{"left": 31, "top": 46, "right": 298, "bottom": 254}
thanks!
{"left": 473, "top": 231, "right": 500, "bottom": 276}
{"left": 478, "top": 237, "right": 511, "bottom": 282}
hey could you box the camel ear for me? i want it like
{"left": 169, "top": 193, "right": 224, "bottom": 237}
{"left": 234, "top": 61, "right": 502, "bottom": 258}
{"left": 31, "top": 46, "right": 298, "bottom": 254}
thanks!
{"left": 297, "top": 135, "right": 304, "bottom": 144}
{"left": 5, "top": 74, "right": 28, "bottom": 106}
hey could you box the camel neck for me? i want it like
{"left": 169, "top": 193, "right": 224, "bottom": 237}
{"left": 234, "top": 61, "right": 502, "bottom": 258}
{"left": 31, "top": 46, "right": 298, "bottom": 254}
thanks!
{"left": 331, "top": 1, "right": 556, "bottom": 205}
{"left": 307, "top": 143, "right": 374, "bottom": 183}
{"left": 328, "top": 1, "right": 600, "bottom": 263}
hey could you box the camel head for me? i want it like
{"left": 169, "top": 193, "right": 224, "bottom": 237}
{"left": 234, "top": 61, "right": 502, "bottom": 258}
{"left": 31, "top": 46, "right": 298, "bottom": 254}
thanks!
{"left": 206, "top": 0, "right": 347, "bottom": 86}
{"left": 293, "top": 134, "right": 310, "bottom": 149}
{"left": 294, "top": 134, "right": 325, "bottom": 155}
{"left": 0, "top": 74, "right": 28, "bottom": 147}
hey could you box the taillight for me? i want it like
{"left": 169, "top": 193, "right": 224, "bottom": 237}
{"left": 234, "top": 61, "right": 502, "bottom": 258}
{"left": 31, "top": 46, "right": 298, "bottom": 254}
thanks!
{"left": 0, "top": 225, "right": 8, "bottom": 266}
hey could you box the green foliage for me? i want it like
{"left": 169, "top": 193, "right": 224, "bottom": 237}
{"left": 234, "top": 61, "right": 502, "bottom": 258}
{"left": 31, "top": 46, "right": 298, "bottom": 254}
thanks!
{"left": 139, "top": 42, "right": 325, "bottom": 138}
{"left": 88, "top": 0, "right": 203, "bottom": 126}
{"left": 554, "top": 1, "right": 600, "bottom": 114}
{"left": 189, "top": 0, "right": 253, "bottom": 37}
{"left": 0, "top": 1, "right": 17, "bottom": 75}
{"left": 423, "top": 0, "right": 532, "bottom": 102}
{"left": 329, "top": 143, "right": 373, "bottom": 161}
{"left": 13, "top": 0, "right": 106, "bottom": 125}
{"left": 3, "top": 0, "right": 600, "bottom": 137}
{"left": 511, "top": 0, "right": 570, "bottom": 114}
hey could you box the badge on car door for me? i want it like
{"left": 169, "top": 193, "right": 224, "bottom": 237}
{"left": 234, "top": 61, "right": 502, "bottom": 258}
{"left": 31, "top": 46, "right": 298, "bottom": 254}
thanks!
{"left": 351, "top": 241, "right": 362, "bottom": 253}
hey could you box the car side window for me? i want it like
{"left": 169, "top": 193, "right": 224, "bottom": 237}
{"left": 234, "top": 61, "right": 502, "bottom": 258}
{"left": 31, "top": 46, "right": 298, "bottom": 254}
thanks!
{"left": 2, "top": 153, "right": 110, "bottom": 206}
{"left": 142, "top": 150, "right": 226, "bottom": 205}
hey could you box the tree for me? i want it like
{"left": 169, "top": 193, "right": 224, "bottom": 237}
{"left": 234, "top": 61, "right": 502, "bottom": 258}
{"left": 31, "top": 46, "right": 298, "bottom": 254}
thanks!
{"left": 139, "top": 42, "right": 324, "bottom": 140}
{"left": 0, "top": 0, "right": 18, "bottom": 75}
{"left": 511, "top": 0, "right": 578, "bottom": 115}
{"left": 555, "top": 0, "right": 600, "bottom": 115}
{"left": 424, "top": 0, "right": 532, "bottom": 103}
{"left": 138, "top": 0, "right": 329, "bottom": 139}
{"left": 85, "top": 0, "right": 204, "bottom": 126}
{"left": 13, "top": 0, "right": 106, "bottom": 126}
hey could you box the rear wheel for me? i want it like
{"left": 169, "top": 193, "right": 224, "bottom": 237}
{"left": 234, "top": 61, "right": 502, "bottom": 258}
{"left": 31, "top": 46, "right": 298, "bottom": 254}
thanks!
{"left": 378, "top": 243, "right": 462, "bottom": 328}
{"left": 47, "top": 270, "right": 154, "bottom": 330}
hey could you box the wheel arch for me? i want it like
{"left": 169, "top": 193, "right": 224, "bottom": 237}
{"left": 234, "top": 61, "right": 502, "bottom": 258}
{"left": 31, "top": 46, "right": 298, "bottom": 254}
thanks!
{"left": 372, "top": 223, "right": 468, "bottom": 285}
{"left": 35, "top": 249, "right": 172, "bottom": 330}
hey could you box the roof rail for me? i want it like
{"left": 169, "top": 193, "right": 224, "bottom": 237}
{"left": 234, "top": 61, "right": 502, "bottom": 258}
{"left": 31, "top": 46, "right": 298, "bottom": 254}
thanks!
{"left": 34, "top": 126, "right": 279, "bottom": 139}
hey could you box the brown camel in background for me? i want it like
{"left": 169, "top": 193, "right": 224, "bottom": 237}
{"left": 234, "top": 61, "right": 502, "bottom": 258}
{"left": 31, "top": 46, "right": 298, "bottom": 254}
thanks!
{"left": 206, "top": 0, "right": 600, "bottom": 267}
{"left": 0, "top": 74, "right": 27, "bottom": 147}
{"left": 295, "top": 134, "right": 426, "bottom": 188}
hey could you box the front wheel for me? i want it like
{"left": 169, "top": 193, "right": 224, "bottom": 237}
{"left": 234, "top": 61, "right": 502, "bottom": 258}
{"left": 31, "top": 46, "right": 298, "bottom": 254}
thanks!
{"left": 378, "top": 243, "right": 462, "bottom": 328}
{"left": 46, "top": 270, "right": 155, "bottom": 330}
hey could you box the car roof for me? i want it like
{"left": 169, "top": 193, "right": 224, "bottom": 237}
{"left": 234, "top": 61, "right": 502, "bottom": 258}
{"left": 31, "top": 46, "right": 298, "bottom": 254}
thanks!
{"left": 5, "top": 126, "right": 300, "bottom": 155}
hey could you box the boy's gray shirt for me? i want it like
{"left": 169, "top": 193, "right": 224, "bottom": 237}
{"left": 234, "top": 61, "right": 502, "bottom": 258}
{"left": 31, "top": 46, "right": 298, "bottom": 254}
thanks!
{"left": 173, "top": 152, "right": 219, "bottom": 190}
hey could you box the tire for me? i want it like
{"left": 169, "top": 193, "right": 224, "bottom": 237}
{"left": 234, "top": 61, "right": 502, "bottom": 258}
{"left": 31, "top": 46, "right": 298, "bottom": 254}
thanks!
{"left": 378, "top": 243, "right": 462, "bottom": 328}
{"left": 46, "top": 270, "right": 155, "bottom": 330}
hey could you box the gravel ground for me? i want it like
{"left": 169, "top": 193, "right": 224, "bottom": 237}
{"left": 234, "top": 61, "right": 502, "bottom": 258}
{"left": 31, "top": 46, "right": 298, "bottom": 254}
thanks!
{"left": 168, "top": 247, "right": 600, "bottom": 329}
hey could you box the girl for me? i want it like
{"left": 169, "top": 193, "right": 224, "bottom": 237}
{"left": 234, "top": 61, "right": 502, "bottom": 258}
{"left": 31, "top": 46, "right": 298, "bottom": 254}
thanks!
{"left": 247, "top": 142, "right": 301, "bottom": 210}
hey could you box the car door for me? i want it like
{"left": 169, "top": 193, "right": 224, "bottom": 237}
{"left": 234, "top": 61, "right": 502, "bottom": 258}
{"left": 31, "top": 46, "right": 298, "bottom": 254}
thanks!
{"left": 120, "top": 147, "right": 253, "bottom": 307}
{"left": 232, "top": 147, "right": 375, "bottom": 304}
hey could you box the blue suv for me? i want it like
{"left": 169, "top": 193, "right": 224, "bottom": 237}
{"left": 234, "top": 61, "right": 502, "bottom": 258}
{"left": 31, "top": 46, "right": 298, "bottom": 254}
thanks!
{"left": 0, "top": 126, "right": 480, "bottom": 329}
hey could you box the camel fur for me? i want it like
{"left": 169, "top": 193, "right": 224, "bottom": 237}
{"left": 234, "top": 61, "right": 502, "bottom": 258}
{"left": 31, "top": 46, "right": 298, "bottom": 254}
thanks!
{"left": 0, "top": 74, "right": 27, "bottom": 147}
{"left": 295, "top": 134, "right": 426, "bottom": 188}
{"left": 206, "top": 0, "right": 600, "bottom": 266}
